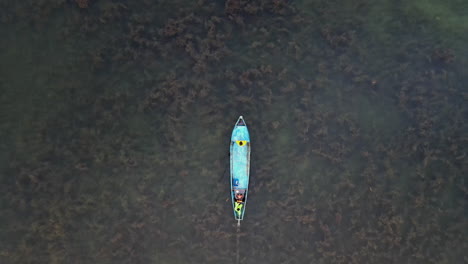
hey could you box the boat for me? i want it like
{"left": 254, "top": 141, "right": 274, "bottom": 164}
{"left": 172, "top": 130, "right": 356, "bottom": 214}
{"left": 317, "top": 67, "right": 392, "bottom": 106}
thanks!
{"left": 230, "top": 116, "right": 251, "bottom": 225}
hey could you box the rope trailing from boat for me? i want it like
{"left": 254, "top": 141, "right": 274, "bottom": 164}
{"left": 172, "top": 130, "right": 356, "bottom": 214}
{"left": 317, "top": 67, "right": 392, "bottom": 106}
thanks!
{"left": 235, "top": 223, "right": 240, "bottom": 264}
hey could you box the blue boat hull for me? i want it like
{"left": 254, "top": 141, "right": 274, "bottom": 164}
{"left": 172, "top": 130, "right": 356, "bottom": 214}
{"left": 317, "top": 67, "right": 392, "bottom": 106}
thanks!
{"left": 230, "top": 116, "right": 251, "bottom": 221}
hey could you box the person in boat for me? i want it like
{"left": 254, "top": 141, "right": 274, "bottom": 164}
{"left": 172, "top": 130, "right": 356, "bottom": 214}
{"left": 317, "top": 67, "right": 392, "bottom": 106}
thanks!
{"left": 235, "top": 191, "right": 244, "bottom": 202}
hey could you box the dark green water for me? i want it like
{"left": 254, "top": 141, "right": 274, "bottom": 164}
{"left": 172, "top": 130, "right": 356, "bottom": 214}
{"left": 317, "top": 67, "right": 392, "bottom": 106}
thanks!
{"left": 0, "top": 1, "right": 467, "bottom": 263}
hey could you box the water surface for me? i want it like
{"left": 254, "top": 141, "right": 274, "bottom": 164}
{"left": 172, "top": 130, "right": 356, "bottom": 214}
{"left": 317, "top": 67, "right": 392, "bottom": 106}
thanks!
{"left": 0, "top": 1, "right": 467, "bottom": 263}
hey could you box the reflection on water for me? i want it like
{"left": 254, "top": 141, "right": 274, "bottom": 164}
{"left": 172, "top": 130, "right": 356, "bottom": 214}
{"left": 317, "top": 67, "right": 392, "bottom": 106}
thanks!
{"left": 0, "top": 0, "right": 466, "bottom": 263}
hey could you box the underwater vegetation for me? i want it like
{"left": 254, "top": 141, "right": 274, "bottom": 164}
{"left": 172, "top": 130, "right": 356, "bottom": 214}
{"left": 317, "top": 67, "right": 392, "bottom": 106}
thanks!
{"left": 0, "top": 0, "right": 467, "bottom": 264}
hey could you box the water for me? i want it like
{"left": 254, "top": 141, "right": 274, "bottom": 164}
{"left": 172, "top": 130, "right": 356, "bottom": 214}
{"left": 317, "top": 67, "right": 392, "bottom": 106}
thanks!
{"left": 0, "top": 0, "right": 467, "bottom": 263}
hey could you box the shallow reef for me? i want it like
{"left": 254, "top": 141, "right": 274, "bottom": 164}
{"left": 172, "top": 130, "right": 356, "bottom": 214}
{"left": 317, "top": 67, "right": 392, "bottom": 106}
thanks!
{"left": 0, "top": 0, "right": 467, "bottom": 264}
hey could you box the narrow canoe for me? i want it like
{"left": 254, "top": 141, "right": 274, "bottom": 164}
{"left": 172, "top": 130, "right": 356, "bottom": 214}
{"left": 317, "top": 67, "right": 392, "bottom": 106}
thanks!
{"left": 230, "top": 116, "right": 251, "bottom": 224}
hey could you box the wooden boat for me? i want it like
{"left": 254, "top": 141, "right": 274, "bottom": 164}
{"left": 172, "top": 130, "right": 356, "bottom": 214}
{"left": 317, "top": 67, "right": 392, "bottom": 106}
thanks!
{"left": 230, "top": 116, "right": 251, "bottom": 225}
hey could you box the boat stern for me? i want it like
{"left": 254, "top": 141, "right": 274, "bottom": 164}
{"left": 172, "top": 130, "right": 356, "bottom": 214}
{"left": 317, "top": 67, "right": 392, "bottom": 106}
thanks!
{"left": 232, "top": 189, "right": 247, "bottom": 220}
